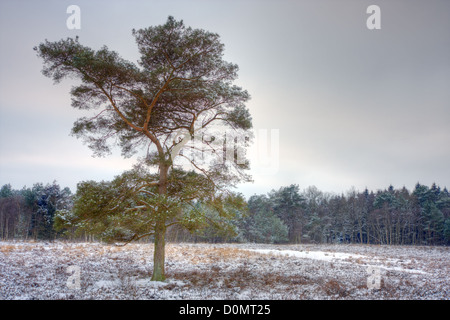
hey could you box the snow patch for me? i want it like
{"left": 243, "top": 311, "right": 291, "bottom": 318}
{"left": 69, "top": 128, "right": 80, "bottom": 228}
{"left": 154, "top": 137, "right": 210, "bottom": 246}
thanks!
{"left": 248, "top": 248, "right": 366, "bottom": 262}
{"left": 247, "top": 248, "right": 429, "bottom": 274}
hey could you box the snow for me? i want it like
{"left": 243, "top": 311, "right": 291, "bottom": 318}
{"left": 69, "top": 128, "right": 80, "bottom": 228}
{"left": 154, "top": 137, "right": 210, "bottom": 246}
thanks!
{"left": 248, "top": 249, "right": 367, "bottom": 263}
{"left": 247, "top": 248, "right": 428, "bottom": 274}
{"left": 0, "top": 241, "right": 448, "bottom": 300}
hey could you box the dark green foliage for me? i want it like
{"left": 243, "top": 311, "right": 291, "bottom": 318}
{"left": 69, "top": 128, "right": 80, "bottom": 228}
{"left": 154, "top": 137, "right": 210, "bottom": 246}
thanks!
{"left": 0, "top": 182, "right": 72, "bottom": 240}
{"left": 236, "top": 194, "right": 288, "bottom": 244}
{"left": 413, "top": 183, "right": 447, "bottom": 244}
{"left": 0, "top": 184, "right": 13, "bottom": 198}
{"left": 233, "top": 183, "right": 449, "bottom": 245}
{"left": 269, "top": 184, "right": 305, "bottom": 242}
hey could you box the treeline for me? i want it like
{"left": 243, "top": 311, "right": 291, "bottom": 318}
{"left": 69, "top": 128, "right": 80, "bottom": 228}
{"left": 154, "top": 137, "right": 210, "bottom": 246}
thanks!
{"left": 1, "top": 181, "right": 449, "bottom": 245}
{"left": 182, "top": 183, "right": 450, "bottom": 246}
{"left": 0, "top": 182, "right": 72, "bottom": 240}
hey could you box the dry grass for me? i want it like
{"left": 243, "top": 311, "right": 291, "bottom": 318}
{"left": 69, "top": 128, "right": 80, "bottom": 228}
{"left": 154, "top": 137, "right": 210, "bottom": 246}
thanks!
{"left": 0, "top": 244, "right": 17, "bottom": 254}
{"left": 165, "top": 244, "right": 261, "bottom": 265}
{"left": 322, "top": 279, "right": 348, "bottom": 297}
{"left": 0, "top": 243, "right": 32, "bottom": 254}
{"left": 167, "top": 261, "right": 313, "bottom": 294}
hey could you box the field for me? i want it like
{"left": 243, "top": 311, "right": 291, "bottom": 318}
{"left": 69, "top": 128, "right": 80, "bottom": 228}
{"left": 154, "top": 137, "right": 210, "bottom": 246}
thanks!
{"left": 0, "top": 241, "right": 448, "bottom": 300}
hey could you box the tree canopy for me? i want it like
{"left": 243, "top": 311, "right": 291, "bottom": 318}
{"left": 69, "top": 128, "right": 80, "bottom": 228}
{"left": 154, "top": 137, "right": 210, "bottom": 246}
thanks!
{"left": 35, "top": 17, "right": 251, "bottom": 168}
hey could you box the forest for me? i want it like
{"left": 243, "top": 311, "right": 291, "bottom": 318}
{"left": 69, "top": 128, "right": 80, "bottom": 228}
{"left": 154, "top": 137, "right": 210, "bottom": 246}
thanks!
{"left": 1, "top": 181, "right": 449, "bottom": 246}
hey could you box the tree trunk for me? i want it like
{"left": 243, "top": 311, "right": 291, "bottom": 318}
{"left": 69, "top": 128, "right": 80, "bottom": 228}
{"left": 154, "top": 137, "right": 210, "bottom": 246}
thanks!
{"left": 151, "top": 162, "right": 169, "bottom": 281}
{"left": 151, "top": 220, "right": 166, "bottom": 281}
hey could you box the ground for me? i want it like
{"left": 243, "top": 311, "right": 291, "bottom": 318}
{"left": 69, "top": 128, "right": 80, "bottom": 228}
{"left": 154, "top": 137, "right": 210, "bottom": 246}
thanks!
{"left": 0, "top": 241, "right": 448, "bottom": 300}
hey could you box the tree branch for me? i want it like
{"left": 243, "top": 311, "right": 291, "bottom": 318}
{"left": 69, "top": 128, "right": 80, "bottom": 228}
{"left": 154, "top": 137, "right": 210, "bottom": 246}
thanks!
{"left": 96, "top": 84, "right": 144, "bottom": 132}
{"left": 143, "top": 70, "right": 174, "bottom": 132}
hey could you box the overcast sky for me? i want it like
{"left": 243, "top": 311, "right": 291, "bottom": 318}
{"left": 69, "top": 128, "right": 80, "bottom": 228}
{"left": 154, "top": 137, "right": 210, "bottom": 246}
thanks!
{"left": 0, "top": 0, "right": 449, "bottom": 198}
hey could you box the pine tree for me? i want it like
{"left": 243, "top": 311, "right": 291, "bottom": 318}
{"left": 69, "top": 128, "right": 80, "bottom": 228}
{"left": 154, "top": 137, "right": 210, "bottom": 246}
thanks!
{"left": 36, "top": 17, "right": 252, "bottom": 280}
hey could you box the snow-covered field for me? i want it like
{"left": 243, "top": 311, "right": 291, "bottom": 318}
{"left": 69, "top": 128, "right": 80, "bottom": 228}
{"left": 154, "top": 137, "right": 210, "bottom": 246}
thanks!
{"left": 0, "top": 241, "right": 448, "bottom": 300}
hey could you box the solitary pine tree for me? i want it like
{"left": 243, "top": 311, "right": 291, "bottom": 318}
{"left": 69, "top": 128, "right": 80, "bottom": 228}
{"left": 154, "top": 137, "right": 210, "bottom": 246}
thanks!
{"left": 35, "top": 17, "right": 252, "bottom": 281}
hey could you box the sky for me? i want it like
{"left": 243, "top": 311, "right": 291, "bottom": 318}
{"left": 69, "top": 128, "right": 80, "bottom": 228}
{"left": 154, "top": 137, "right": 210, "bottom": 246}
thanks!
{"left": 0, "top": 0, "right": 449, "bottom": 198}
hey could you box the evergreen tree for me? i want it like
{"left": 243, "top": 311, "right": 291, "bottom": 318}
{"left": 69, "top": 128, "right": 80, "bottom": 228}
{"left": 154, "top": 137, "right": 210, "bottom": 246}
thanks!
{"left": 35, "top": 16, "right": 252, "bottom": 280}
{"left": 242, "top": 195, "right": 288, "bottom": 243}
{"left": 269, "top": 184, "right": 305, "bottom": 243}
{"left": 0, "top": 184, "right": 13, "bottom": 198}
